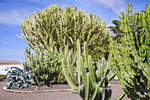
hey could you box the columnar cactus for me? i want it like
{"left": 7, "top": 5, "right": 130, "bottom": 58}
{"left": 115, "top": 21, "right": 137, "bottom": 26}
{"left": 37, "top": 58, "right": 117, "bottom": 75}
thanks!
{"left": 60, "top": 39, "right": 115, "bottom": 100}
{"left": 24, "top": 47, "right": 64, "bottom": 86}
{"left": 110, "top": 3, "right": 150, "bottom": 100}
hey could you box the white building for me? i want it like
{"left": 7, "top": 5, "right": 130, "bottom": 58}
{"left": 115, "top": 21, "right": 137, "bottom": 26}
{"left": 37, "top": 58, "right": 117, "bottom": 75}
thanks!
{"left": 0, "top": 60, "right": 24, "bottom": 75}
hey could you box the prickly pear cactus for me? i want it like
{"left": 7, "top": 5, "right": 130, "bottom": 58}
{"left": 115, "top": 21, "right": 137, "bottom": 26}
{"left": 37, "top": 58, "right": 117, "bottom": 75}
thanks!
{"left": 60, "top": 39, "right": 115, "bottom": 100}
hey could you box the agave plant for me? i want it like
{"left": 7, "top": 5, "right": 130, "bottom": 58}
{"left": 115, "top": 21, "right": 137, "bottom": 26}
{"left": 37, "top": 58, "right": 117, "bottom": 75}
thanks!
{"left": 6, "top": 67, "right": 32, "bottom": 89}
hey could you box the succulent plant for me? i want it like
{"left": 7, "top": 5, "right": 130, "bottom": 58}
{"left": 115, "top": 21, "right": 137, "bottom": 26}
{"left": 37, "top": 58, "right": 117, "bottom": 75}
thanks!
{"left": 21, "top": 5, "right": 109, "bottom": 61}
{"left": 109, "top": 3, "right": 150, "bottom": 100}
{"left": 60, "top": 39, "right": 116, "bottom": 100}
{"left": 6, "top": 67, "right": 32, "bottom": 89}
{"left": 24, "top": 47, "right": 64, "bottom": 86}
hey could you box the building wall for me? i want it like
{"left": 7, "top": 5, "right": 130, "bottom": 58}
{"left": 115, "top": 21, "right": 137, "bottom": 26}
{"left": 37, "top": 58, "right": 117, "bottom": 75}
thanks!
{"left": 0, "top": 64, "right": 24, "bottom": 75}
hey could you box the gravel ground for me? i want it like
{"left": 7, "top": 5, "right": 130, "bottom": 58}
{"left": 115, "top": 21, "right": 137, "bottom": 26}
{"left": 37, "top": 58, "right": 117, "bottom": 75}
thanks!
{"left": 0, "top": 80, "right": 129, "bottom": 100}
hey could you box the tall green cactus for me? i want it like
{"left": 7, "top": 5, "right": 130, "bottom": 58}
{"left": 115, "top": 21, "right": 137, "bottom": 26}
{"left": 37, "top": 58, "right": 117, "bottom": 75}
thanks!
{"left": 21, "top": 5, "right": 109, "bottom": 61}
{"left": 60, "top": 39, "right": 115, "bottom": 100}
{"left": 110, "top": 3, "right": 150, "bottom": 100}
{"left": 24, "top": 47, "right": 64, "bottom": 86}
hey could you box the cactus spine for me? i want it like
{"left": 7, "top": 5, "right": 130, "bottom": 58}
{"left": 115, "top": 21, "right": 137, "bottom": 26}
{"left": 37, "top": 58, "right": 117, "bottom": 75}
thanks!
{"left": 61, "top": 39, "right": 115, "bottom": 100}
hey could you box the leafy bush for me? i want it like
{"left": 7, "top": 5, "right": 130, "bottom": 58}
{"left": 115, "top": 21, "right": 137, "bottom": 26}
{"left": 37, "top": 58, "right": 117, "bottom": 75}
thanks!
{"left": 110, "top": 3, "right": 150, "bottom": 99}
{"left": 6, "top": 67, "right": 32, "bottom": 89}
{"left": 60, "top": 40, "right": 116, "bottom": 100}
{"left": 24, "top": 47, "right": 64, "bottom": 86}
{"left": 21, "top": 5, "right": 109, "bottom": 61}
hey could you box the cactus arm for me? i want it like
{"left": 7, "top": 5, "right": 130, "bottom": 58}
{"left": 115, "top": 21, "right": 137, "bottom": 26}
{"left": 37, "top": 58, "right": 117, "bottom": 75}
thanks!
{"left": 67, "top": 51, "right": 77, "bottom": 84}
{"left": 83, "top": 42, "right": 88, "bottom": 68}
{"left": 100, "top": 58, "right": 105, "bottom": 76}
{"left": 92, "top": 84, "right": 98, "bottom": 100}
{"left": 77, "top": 39, "right": 81, "bottom": 92}
{"left": 88, "top": 55, "right": 96, "bottom": 88}
{"left": 108, "top": 73, "right": 115, "bottom": 81}
{"left": 80, "top": 42, "right": 88, "bottom": 83}
{"left": 60, "top": 47, "right": 78, "bottom": 86}
{"left": 96, "top": 59, "right": 104, "bottom": 79}
{"left": 114, "top": 91, "right": 126, "bottom": 100}
{"left": 80, "top": 57, "right": 87, "bottom": 83}
{"left": 85, "top": 73, "right": 90, "bottom": 100}
{"left": 61, "top": 59, "right": 78, "bottom": 93}
{"left": 105, "top": 57, "right": 111, "bottom": 73}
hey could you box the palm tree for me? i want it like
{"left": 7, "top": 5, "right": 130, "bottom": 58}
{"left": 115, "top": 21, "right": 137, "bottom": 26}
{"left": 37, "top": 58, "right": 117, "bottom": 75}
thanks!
{"left": 109, "top": 20, "right": 122, "bottom": 43}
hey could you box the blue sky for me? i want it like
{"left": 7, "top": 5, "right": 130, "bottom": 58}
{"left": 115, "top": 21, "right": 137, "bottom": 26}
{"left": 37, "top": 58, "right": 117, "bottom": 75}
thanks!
{"left": 0, "top": 0, "right": 149, "bottom": 61}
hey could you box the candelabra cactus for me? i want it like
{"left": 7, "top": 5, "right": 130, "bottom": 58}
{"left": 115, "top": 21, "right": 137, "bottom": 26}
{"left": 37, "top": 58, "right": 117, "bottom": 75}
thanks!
{"left": 110, "top": 3, "right": 150, "bottom": 100}
{"left": 60, "top": 39, "right": 115, "bottom": 100}
{"left": 21, "top": 5, "right": 109, "bottom": 61}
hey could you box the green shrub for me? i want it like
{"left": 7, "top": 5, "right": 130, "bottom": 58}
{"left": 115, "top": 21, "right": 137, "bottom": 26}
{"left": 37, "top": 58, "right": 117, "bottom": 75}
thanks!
{"left": 110, "top": 3, "right": 150, "bottom": 100}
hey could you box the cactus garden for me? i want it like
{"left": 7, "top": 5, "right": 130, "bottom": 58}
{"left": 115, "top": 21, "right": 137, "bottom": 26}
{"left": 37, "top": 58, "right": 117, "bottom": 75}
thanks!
{"left": 1, "top": 1, "right": 150, "bottom": 100}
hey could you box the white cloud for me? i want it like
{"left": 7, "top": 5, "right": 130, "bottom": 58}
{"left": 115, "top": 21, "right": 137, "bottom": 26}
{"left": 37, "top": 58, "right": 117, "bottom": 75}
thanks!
{"left": 86, "top": 0, "right": 126, "bottom": 15}
{"left": 0, "top": 10, "right": 30, "bottom": 25}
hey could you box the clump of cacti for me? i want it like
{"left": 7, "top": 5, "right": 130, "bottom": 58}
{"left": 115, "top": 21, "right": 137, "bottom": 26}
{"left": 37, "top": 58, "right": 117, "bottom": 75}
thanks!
{"left": 110, "top": 3, "right": 150, "bottom": 100}
{"left": 60, "top": 39, "right": 115, "bottom": 100}
{"left": 21, "top": 4, "right": 109, "bottom": 61}
{"left": 24, "top": 47, "right": 64, "bottom": 86}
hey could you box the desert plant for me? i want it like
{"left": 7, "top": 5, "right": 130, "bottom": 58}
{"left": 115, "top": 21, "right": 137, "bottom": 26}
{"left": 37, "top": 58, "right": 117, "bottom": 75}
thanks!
{"left": 6, "top": 67, "right": 32, "bottom": 89}
{"left": 21, "top": 5, "right": 109, "bottom": 61}
{"left": 60, "top": 39, "right": 115, "bottom": 100}
{"left": 24, "top": 47, "right": 64, "bottom": 86}
{"left": 110, "top": 3, "right": 150, "bottom": 100}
